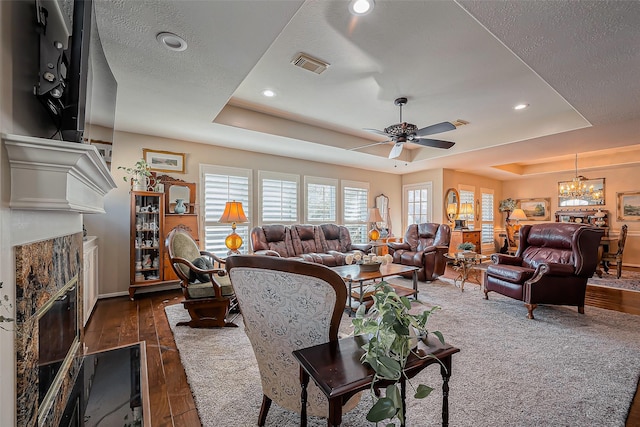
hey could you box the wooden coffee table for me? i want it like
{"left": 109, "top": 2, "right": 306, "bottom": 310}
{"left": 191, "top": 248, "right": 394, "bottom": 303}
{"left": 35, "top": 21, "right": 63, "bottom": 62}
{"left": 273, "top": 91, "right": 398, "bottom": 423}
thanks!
{"left": 331, "top": 263, "right": 419, "bottom": 315}
{"left": 293, "top": 334, "right": 460, "bottom": 427}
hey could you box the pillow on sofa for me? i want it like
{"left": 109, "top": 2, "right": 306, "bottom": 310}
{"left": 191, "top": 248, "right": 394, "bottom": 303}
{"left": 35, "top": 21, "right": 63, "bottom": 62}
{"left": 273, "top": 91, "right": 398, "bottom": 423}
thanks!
{"left": 189, "top": 256, "right": 214, "bottom": 283}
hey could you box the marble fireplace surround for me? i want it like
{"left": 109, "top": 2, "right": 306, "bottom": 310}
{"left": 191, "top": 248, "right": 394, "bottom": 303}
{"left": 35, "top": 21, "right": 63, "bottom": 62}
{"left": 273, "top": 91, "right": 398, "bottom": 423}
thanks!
{"left": 5, "top": 134, "right": 116, "bottom": 426}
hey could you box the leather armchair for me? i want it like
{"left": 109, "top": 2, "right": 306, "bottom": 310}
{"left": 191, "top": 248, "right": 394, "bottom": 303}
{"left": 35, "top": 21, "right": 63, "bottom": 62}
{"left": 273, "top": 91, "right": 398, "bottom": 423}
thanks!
{"left": 388, "top": 223, "right": 451, "bottom": 281}
{"left": 484, "top": 223, "right": 603, "bottom": 319}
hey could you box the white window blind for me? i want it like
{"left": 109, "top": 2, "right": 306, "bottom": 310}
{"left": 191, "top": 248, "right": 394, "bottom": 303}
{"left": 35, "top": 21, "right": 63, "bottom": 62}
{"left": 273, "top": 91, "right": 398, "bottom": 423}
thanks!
{"left": 481, "top": 189, "right": 495, "bottom": 247}
{"left": 305, "top": 176, "right": 337, "bottom": 223}
{"left": 343, "top": 180, "right": 369, "bottom": 244}
{"left": 404, "top": 182, "right": 432, "bottom": 226}
{"left": 259, "top": 171, "right": 298, "bottom": 224}
{"left": 201, "top": 165, "right": 252, "bottom": 256}
{"left": 459, "top": 187, "right": 475, "bottom": 231}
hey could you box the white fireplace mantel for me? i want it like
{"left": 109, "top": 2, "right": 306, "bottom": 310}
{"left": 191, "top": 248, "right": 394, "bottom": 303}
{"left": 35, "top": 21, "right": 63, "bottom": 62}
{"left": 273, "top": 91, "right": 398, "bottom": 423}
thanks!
{"left": 3, "top": 133, "right": 117, "bottom": 213}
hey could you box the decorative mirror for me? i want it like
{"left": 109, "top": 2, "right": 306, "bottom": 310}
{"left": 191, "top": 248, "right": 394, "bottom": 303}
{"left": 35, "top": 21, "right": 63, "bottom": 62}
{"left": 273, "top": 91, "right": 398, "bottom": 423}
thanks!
{"left": 375, "top": 194, "right": 391, "bottom": 237}
{"left": 169, "top": 185, "right": 190, "bottom": 205}
{"left": 444, "top": 188, "right": 459, "bottom": 225}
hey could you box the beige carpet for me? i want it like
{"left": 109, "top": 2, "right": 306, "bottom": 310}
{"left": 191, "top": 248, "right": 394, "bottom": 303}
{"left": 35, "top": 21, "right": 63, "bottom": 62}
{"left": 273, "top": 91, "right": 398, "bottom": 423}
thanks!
{"left": 166, "top": 277, "right": 640, "bottom": 426}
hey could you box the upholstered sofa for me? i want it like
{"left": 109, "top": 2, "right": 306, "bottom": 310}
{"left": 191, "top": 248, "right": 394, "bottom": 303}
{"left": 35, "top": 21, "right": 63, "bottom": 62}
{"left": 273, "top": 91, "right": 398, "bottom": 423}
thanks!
{"left": 387, "top": 223, "right": 451, "bottom": 282}
{"left": 250, "top": 223, "right": 371, "bottom": 266}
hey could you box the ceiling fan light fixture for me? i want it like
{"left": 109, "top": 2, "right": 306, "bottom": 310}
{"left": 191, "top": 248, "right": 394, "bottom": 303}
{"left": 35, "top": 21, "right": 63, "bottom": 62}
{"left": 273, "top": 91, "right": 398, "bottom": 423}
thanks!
{"left": 349, "top": 0, "right": 374, "bottom": 16}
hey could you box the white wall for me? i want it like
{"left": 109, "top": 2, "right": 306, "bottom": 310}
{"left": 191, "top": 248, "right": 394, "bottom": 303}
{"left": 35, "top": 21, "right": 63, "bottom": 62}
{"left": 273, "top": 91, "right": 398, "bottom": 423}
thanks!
{"left": 83, "top": 130, "right": 404, "bottom": 296}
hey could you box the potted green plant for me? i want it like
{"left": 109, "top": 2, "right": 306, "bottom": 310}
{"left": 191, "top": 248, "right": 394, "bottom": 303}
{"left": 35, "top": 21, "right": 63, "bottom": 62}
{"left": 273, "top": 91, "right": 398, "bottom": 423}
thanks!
{"left": 352, "top": 282, "right": 444, "bottom": 426}
{"left": 118, "top": 159, "right": 152, "bottom": 191}
{"left": 457, "top": 242, "right": 476, "bottom": 252}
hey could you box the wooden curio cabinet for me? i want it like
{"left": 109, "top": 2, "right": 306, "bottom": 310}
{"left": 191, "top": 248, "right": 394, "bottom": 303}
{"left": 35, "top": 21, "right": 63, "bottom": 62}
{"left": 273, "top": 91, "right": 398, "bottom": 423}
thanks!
{"left": 129, "top": 191, "right": 174, "bottom": 299}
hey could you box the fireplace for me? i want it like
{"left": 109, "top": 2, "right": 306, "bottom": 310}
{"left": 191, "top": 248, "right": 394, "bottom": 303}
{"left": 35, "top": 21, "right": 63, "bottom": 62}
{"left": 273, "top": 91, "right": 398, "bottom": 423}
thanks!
{"left": 38, "top": 278, "right": 80, "bottom": 406}
{"left": 15, "top": 233, "right": 84, "bottom": 427}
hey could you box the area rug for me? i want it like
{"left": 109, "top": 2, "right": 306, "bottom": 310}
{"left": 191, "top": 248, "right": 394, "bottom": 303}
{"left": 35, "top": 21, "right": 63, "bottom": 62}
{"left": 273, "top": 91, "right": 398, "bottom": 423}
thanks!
{"left": 165, "top": 278, "right": 640, "bottom": 426}
{"left": 588, "top": 269, "right": 640, "bottom": 292}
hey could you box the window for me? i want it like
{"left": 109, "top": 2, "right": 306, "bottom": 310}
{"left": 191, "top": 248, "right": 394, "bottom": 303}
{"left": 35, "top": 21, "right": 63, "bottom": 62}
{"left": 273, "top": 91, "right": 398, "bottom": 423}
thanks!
{"left": 480, "top": 188, "right": 495, "bottom": 252}
{"left": 305, "top": 176, "right": 337, "bottom": 223}
{"left": 342, "top": 180, "right": 369, "bottom": 244}
{"left": 201, "top": 165, "right": 252, "bottom": 256}
{"left": 458, "top": 185, "right": 475, "bottom": 231}
{"left": 403, "top": 182, "right": 432, "bottom": 227}
{"left": 259, "top": 171, "right": 298, "bottom": 224}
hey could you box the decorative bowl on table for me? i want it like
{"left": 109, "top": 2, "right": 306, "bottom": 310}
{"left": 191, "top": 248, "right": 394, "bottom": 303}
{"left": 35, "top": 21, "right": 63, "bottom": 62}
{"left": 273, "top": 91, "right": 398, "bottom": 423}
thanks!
{"left": 359, "top": 261, "right": 382, "bottom": 272}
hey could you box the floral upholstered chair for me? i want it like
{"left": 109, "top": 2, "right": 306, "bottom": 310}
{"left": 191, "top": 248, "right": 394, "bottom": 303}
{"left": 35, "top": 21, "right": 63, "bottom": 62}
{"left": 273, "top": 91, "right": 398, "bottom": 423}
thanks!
{"left": 226, "top": 256, "right": 361, "bottom": 426}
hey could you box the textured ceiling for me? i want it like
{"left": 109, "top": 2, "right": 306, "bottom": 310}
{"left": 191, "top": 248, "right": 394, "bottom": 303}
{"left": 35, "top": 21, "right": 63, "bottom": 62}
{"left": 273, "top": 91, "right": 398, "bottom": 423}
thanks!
{"left": 93, "top": 0, "right": 640, "bottom": 178}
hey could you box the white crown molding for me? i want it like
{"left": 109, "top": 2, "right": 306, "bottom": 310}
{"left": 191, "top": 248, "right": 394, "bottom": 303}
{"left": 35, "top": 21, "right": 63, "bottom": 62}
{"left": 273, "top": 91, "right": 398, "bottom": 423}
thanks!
{"left": 3, "top": 134, "right": 117, "bottom": 213}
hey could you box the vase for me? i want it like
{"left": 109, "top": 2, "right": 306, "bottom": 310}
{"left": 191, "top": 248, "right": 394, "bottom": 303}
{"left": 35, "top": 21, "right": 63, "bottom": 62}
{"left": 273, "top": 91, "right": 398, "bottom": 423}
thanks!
{"left": 174, "top": 198, "right": 186, "bottom": 214}
{"left": 132, "top": 175, "right": 149, "bottom": 191}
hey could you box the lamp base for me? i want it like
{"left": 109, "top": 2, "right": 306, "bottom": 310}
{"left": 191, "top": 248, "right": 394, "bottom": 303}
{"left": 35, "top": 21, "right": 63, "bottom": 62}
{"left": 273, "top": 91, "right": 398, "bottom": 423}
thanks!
{"left": 225, "top": 231, "right": 243, "bottom": 254}
{"left": 368, "top": 228, "right": 380, "bottom": 241}
{"left": 454, "top": 219, "right": 468, "bottom": 230}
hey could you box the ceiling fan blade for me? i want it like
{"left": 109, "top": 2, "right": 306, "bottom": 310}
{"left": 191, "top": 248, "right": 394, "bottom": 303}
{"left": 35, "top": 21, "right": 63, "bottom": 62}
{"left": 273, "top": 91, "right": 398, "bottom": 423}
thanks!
{"left": 413, "top": 138, "right": 456, "bottom": 149}
{"left": 363, "top": 128, "right": 391, "bottom": 137}
{"left": 348, "top": 141, "right": 390, "bottom": 151}
{"left": 388, "top": 142, "right": 404, "bottom": 159}
{"left": 415, "top": 121, "right": 456, "bottom": 137}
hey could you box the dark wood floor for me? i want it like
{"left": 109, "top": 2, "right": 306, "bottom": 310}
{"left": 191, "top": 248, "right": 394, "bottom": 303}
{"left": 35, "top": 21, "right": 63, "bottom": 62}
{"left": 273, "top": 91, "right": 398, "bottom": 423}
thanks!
{"left": 85, "top": 277, "right": 640, "bottom": 427}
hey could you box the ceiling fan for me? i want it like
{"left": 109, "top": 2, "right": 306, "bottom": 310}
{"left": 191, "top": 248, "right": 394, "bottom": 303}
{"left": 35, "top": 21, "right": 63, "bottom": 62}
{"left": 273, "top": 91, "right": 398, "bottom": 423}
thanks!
{"left": 352, "top": 97, "right": 456, "bottom": 159}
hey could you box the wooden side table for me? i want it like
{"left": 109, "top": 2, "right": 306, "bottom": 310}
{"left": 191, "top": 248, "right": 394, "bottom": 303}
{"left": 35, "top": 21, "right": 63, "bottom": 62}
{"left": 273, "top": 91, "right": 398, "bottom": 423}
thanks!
{"left": 293, "top": 335, "right": 460, "bottom": 427}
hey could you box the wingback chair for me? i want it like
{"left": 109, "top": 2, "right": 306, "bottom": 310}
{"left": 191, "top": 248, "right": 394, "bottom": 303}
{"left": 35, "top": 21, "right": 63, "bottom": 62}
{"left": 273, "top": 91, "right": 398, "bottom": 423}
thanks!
{"left": 166, "top": 228, "right": 238, "bottom": 328}
{"left": 387, "top": 223, "right": 451, "bottom": 281}
{"left": 484, "top": 223, "right": 603, "bottom": 319}
{"left": 225, "top": 256, "right": 361, "bottom": 426}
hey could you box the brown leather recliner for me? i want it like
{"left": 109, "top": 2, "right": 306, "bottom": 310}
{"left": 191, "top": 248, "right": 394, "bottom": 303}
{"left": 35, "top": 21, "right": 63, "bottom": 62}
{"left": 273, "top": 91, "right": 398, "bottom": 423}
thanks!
{"left": 250, "top": 224, "right": 302, "bottom": 259}
{"left": 484, "top": 223, "right": 603, "bottom": 319}
{"left": 387, "top": 223, "right": 451, "bottom": 282}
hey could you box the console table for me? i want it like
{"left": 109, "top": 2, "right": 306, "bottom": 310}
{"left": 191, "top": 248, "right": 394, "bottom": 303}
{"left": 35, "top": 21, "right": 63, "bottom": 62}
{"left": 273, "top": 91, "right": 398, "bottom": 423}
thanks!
{"left": 293, "top": 334, "right": 460, "bottom": 427}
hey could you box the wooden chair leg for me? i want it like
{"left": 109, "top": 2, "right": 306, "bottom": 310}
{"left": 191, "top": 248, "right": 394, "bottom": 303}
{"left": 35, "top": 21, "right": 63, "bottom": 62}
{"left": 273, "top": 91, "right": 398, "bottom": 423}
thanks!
{"left": 578, "top": 305, "right": 585, "bottom": 314}
{"left": 258, "top": 395, "right": 272, "bottom": 426}
{"left": 525, "top": 303, "right": 537, "bottom": 319}
{"left": 616, "top": 262, "right": 622, "bottom": 279}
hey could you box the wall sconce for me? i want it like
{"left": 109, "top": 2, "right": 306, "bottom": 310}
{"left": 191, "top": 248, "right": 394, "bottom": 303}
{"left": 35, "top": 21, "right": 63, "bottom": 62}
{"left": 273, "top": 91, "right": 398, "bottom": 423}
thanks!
{"left": 218, "top": 201, "right": 248, "bottom": 254}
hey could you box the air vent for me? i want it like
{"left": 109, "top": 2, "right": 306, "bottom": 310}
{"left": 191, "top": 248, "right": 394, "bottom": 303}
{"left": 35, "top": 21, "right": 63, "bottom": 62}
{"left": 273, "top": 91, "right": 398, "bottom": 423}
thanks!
{"left": 452, "top": 119, "right": 469, "bottom": 127}
{"left": 291, "top": 53, "right": 330, "bottom": 74}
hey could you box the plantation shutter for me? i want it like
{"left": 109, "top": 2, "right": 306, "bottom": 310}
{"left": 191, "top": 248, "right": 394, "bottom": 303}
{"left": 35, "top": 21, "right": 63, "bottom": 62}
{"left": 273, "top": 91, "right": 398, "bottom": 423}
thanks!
{"left": 343, "top": 181, "right": 369, "bottom": 244}
{"left": 306, "top": 177, "right": 337, "bottom": 223}
{"left": 260, "top": 172, "right": 298, "bottom": 223}
{"left": 481, "top": 188, "right": 495, "bottom": 251}
{"left": 202, "top": 166, "right": 251, "bottom": 256}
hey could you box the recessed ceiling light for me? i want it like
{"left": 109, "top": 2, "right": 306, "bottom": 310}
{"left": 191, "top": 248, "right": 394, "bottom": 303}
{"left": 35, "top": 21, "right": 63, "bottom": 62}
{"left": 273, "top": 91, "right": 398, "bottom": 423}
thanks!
{"left": 514, "top": 103, "right": 529, "bottom": 110}
{"left": 156, "top": 32, "right": 188, "bottom": 52}
{"left": 349, "top": 0, "right": 374, "bottom": 16}
{"left": 262, "top": 89, "right": 276, "bottom": 98}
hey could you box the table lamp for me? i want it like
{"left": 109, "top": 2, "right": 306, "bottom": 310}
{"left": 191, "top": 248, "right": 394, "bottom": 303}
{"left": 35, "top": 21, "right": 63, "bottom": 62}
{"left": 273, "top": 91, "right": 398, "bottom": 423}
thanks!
{"left": 446, "top": 203, "right": 458, "bottom": 226}
{"left": 367, "top": 207, "right": 383, "bottom": 241}
{"left": 509, "top": 208, "right": 527, "bottom": 232}
{"left": 455, "top": 202, "right": 474, "bottom": 229}
{"left": 218, "top": 201, "right": 248, "bottom": 254}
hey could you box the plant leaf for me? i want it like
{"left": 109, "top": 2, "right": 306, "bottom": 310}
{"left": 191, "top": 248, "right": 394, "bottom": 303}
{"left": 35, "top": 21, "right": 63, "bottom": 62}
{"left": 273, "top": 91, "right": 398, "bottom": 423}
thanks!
{"left": 432, "top": 330, "right": 445, "bottom": 344}
{"left": 366, "top": 397, "right": 397, "bottom": 422}
{"left": 414, "top": 384, "right": 434, "bottom": 399}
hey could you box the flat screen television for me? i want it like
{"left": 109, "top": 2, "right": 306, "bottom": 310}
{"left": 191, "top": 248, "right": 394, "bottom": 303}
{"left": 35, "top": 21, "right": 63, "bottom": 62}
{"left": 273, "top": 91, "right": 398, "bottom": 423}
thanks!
{"left": 34, "top": 0, "right": 93, "bottom": 143}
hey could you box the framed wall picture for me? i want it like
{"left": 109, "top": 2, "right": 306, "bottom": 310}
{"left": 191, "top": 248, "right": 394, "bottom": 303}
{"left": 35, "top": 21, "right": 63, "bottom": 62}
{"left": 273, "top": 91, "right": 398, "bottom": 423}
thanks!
{"left": 90, "top": 140, "right": 113, "bottom": 166}
{"left": 558, "top": 177, "right": 605, "bottom": 206}
{"left": 617, "top": 191, "right": 640, "bottom": 221}
{"left": 517, "top": 198, "right": 550, "bottom": 221}
{"left": 143, "top": 149, "right": 186, "bottom": 173}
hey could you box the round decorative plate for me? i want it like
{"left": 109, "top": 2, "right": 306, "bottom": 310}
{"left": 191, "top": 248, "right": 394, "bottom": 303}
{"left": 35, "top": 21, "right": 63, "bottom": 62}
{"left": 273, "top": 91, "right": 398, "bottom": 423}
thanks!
{"left": 574, "top": 218, "right": 583, "bottom": 223}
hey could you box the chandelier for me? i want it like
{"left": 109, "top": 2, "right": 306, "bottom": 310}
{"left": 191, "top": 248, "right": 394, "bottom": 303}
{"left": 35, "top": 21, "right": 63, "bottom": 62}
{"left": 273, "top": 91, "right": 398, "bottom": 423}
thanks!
{"left": 559, "top": 154, "right": 601, "bottom": 200}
